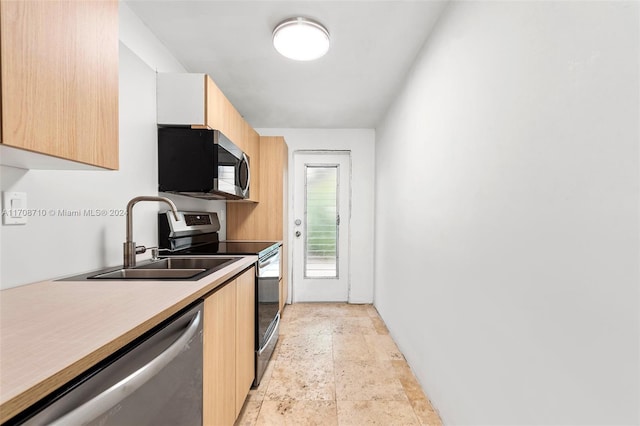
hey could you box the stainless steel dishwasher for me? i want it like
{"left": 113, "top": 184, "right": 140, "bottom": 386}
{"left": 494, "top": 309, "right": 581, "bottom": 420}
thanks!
{"left": 12, "top": 302, "right": 203, "bottom": 426}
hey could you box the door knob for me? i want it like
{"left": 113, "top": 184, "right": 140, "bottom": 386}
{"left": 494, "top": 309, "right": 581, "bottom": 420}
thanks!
{"left": 295, "top": 231, "right": 301, "bottom": 237}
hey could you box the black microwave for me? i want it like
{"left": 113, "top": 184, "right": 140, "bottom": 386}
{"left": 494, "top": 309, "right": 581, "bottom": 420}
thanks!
{"left": 158, "top": 127, "right": 250, "bottom": 200}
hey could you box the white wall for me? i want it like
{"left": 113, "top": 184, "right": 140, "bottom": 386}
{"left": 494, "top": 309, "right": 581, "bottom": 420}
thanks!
{"left": 257, "top": 128, "right": 375, "bottom": 303}
{"left": 375, "top": 1, "right": 639, "bottom": 425}
{"left": 0, "top": 3, "right": 225, "bottom": 289}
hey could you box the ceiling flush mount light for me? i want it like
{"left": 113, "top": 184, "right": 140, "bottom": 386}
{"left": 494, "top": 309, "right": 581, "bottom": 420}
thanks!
{"left": 273, "top": 17, "right": 330, "bottom": 61}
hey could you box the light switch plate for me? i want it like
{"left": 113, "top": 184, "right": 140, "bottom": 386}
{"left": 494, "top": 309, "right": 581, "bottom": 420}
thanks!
{"left": 2, "top": 191, "right": 28, "bottom": 225}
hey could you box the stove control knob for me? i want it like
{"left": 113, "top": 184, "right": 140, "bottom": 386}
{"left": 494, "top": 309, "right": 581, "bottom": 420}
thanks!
{"left": 295, "top": 231, "right": 301, "bottom": 238}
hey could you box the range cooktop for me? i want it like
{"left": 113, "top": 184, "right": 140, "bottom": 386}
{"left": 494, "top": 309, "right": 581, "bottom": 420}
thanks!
{"left": 170, "top": 241, "right": 279, "bottom": 258}
{"left": 158, "top": 210, "right": 280, "bottom": 258}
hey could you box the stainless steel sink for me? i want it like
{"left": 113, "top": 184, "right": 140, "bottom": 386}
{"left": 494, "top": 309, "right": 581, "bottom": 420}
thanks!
{"left": 86, "top": 257, "right": 241, "bottom": 280}
{"left": 90, "top": 268, "right": 207, "bottom": 280}
{"left": 134, "top": 257, "right": 238, "bottom": 271}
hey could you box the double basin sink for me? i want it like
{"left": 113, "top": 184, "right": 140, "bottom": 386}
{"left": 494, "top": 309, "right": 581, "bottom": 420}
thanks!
{"left": 89, "top": 257, "right": 240, "bottom": 280}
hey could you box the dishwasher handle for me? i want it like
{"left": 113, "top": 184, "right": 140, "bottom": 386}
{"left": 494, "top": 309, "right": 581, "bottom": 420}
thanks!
{"left": 49, "top": 310, "right": 202, "bottom": 426}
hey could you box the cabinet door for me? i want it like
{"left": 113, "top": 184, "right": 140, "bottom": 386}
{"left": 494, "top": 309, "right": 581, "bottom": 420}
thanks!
{"left": 0, "top": 0, "right": 118, "bottom": 169}
{"left": 281, "top": 142, "right": 289, "bottom": 307}
{"left": 235, "top": 267, "right": 256, "bottom": 416}
{"left": 279, "top": 278, "right": 285, "bottom": 313}
{"left": 227, "top": 136, "right": 289, "bottom": 307}
{"left": 205, "top": 76, "right": 248, "bottom": 152}
{"left": 246, "top": 128, "right": 261, "bottom": 202}
{"left": 227, "top": 136, "right": 287, "bottom": 239}
{"left": 204, "top": 281, "right": 237, "bottom": 426}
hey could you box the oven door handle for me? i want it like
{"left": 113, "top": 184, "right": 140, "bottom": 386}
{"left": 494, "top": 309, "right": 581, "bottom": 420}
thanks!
{"left": 258, "top": 312, "right": 280, "bottom": 356}
{"left": 49, "top": 311, "right": 202, "bottom": 426}
{"left": 259, "top": 250, "right": 280, "bottom": 269}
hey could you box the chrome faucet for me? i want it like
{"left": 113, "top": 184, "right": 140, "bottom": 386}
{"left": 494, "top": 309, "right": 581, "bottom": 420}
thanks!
{"left": 124, "top": 196, "right": 180, "bottom": 268}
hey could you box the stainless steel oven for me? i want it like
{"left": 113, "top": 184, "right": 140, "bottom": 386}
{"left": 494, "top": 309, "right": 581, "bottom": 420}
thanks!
{"left": 157, "top": 211, "right": 281, "bottom": 386}
{"left": 255, "top": 245, "right": 281, "bottom": 386}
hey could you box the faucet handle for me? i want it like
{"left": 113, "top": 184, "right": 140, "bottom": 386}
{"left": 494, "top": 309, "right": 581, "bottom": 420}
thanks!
{"left": 143, "top": 246, "right": 169, "bottom": 261}
{"left": 133, "top": 245, "right": 168, "bottom": 261}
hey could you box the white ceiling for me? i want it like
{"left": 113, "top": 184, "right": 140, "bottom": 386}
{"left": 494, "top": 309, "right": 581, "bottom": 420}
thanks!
{"left": 125, "top": 1, "right": 449, "bottom": 128}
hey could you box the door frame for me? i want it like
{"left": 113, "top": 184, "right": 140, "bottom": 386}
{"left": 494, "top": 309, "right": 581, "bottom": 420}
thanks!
{"left": 290, "top": 150, "right": 352, "bottom": 303}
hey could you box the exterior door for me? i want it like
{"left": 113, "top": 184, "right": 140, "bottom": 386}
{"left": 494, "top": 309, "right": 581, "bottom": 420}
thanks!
{"left": 292, "top": 151, "right": 351, "bottom": 302}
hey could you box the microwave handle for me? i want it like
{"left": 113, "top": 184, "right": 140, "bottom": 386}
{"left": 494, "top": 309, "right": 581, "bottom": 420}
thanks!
{"left": 242, "top": 152, "right": 250, "bottom": 195}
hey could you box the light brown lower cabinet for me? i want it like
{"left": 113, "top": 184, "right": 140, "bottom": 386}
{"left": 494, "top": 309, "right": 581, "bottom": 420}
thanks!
{"left": 279, "top": 276, "right": 287, "bottom": 313}
{"left": 235, "top": 268, "right": 256, "bottom": 415}
{"left": 203, "top": 266, "right": 255, "bottom": 426}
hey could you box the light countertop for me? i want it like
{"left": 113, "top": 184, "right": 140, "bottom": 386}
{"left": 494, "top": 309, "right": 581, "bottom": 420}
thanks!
{"left": 0, "top": 255, "right": 257, "bottom": 423}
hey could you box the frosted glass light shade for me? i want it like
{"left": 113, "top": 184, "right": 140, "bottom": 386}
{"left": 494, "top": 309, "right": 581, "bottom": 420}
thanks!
{"left": 273, "top": 17, "right": 330, "bottom": 61}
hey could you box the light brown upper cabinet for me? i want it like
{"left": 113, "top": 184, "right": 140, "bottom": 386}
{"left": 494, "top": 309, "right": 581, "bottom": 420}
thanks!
{"left": 227, "top": 136, "right": 289, "bottom": 311}
{"left": 0, "top": 0, "right": 119, "bottom": 170}
{"left": 157, "top": 73, "right": 260, "bottom": 202}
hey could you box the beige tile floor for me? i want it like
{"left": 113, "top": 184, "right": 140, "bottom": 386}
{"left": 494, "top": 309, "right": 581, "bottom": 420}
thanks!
{"left": 235, "top": 303, "right": 442, "bottom": 426}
